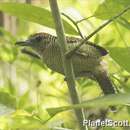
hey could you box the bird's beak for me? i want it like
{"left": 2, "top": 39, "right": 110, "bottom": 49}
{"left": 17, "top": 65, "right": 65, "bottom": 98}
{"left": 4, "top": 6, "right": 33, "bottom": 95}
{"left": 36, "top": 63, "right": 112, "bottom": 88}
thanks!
{"left": 15, "top": 40, "right": 31, "bottom": 46}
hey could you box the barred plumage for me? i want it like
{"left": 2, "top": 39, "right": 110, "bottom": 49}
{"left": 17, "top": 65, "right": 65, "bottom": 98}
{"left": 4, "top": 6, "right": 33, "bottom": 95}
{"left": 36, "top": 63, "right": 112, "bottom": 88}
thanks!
{"left": 30, "top": 33, "right": 103, "bottom": 76}
{"left": 16, "top": 32, "right": 116, "bottom": 110}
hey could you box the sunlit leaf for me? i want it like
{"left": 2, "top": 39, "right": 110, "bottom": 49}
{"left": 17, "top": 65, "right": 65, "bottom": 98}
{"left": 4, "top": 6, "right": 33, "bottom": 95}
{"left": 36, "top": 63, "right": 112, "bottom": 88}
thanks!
{"left": 11, "top": 112, "right": 44, "bottom": 129}
{"left": 11, "top": 109, "right": 51, "bottom": 128}
{"left": 108, "top": 47, "right": 130, "bottom": 73}
{"left": 117, "top": 17, "right": 130, "bottom": 30}
{"left": 0, "top": 27, "right": 16, "bottom": 42}
{"left": 52, "top": 127, "right": 72, "bottom": 130}
{"left": 18, "top": 91, "right": 29, "bottom": 109}
{"left": 0, "top": 92, "right": 16, "bottom": 108}
{"left": 0, "top": 104, "right": 15, "bottom": 116}
{"left": 47, "top": 93, "right": 130, "bottom": 116}
{"left": 94, "top": 0, "right": 130, "bottom": 20}
{"left": 0, "top": 3, "right": 78, "bottom": 35}
{"left": 0, "top": 43, "right": 18, "bottom": 62}
{"left": 0, "top": 92, "right": 16, "bottom": 115}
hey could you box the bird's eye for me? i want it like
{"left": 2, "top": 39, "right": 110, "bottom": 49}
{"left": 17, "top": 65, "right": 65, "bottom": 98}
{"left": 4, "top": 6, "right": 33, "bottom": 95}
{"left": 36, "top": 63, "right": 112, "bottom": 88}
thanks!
{"left": 35, "top": 35, "right": 42, "bottom": 42}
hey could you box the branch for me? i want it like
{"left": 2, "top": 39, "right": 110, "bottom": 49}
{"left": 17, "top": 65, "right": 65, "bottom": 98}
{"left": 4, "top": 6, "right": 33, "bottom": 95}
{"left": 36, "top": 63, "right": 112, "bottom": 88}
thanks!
{"left": 76, "top": 15, "right": 95, "bottom": 24}
{"left": 49, "top": 0, "right": 86, "bottom": 130}
{"left": 66, "top": 6, "right": 130, "bottom": 58}
{"left": 62, "top": 12, "right": 84, "bottom": 38}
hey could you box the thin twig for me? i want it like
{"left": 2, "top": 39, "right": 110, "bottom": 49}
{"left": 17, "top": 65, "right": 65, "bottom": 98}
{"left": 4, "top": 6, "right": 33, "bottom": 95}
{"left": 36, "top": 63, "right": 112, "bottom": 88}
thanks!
{"left": 62, "top": 12, "right": 84, "bottom": 38}
{"left": 66, "top": 6, "right": 130, "bottom": 58}
{"left": 76, "top": 15, "right": 95, "bottom": 24}
{"left": 49, "top": 0, "right": 86, "bottom": 130}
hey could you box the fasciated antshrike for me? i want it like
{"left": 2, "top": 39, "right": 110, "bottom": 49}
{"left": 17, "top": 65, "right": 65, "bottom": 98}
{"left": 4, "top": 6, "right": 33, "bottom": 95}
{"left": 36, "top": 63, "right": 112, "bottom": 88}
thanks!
{"left": 16, "top": 32, "right": 116, "bottom": 110}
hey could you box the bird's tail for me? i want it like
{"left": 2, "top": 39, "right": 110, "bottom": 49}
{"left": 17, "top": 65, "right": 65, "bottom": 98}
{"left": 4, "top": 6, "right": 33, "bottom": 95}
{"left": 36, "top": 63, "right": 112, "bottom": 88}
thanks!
{"left": 93, "top": 66, "right": 116, "bottom": 111}
{"left": 94, "top": 71, "right": 115, "bottom": 95}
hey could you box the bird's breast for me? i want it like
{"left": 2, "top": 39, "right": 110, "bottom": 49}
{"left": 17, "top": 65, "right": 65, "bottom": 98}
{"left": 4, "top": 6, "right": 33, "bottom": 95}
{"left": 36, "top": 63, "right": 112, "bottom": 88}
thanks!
{"left": 42, "top": 44, "right": 64, "bottom": 74}
{"left": 41, "top": 43, "right": 101, "bottom": 76}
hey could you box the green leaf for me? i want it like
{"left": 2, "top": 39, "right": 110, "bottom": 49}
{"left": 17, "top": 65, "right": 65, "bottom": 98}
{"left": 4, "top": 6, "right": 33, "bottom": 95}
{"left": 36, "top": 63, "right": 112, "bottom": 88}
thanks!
{"left": 0, "top": 27, "right": 16, "bottom": 42}
{"left": 47, "top": 93, "right": 130, "bottom": 116}
{"left": 94, "top": 0, "right": 130, "bottom": 20}
{"left": 11, "top": 109, "right": 51, "bottom": 128}
{"left": 18, "top": 91, "right": 29, "bottom": 109}
{"left": 0, "top": 3, "right": 78, "bottom": 35}
{"left": 108, "top": 47, "right": 130, "bottom": 73}
{"left": 0, "top": 92, "right": 16, "bottom": 115}
{"left": 0, "top": 104, "right": 15, "bottom": 116}
{"left": 52, "top": 127, "right": 72, "bottom": 130}
{"left": 117, "top": 17, "right": 130, "bottom": 30}
{"left": 11, "top": 115, "right": 44, "bottom": 129}
{"left": 0, "top": 92, "right": 16, "bottom": 108}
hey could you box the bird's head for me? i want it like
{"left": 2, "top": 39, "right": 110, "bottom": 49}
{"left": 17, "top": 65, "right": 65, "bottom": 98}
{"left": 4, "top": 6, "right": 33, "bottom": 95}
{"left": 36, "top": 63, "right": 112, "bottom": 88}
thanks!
{"left": 16, "top": 33, "right": 51, "bottom": 54}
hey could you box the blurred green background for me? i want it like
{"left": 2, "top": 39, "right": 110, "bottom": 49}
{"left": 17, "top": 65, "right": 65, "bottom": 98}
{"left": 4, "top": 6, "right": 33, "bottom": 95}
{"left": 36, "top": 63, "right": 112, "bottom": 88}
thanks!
{"left": 0, "top": 0, "right": 130, "bottom": 130}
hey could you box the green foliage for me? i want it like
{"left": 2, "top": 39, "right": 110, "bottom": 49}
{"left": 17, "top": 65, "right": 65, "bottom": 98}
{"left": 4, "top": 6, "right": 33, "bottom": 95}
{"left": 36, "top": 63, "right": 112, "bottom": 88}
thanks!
{"left": 108, "top": 47, "right": 130, "bottom": 73}
{"left": 47, "top": 93, "right": 130, "bottom": 115}
{"left": 0, "top": 27, "right": 16, "bottom": 43}
{"left": 118, "top": 17, "right": 130, "bottom": 30}
{"left": 0, "top": 92, "right": 16, "bottom": 109}
{"left": 0, "top": 1, "right": 130, "bottom": 130}
{"left": 17, "top": 91, "right": 29, "bottom": 109}
{"left": 0, "top": 3, "right": 78, "bottom": 35}
{"left": 94, "top": 0, "right": 130, "bottom": 20}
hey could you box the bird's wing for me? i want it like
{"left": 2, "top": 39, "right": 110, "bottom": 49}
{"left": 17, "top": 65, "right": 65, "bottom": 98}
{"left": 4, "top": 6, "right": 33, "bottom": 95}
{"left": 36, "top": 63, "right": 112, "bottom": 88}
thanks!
{"left": 66, "top": 37, "right": 108, "bottom": 58}
{"left": 85, "top": 41, "right": 108, "bottom": 56}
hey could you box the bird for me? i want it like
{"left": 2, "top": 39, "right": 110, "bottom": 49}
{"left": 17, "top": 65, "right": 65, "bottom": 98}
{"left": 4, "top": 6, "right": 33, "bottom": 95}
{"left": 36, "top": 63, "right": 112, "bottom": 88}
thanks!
{"left": 16, "top": 32, "right": 116, "bottom": 110}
